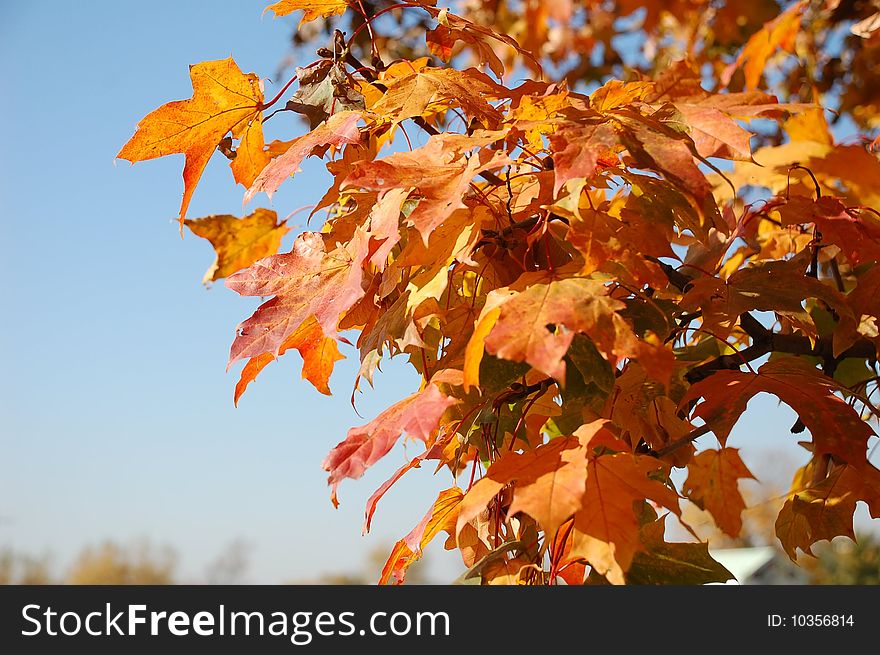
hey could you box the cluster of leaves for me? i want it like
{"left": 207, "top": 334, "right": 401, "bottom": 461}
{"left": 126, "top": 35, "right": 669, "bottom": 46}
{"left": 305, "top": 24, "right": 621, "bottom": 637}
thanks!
{"left": 119, "top": 0, "right": 880, "bottom": 584}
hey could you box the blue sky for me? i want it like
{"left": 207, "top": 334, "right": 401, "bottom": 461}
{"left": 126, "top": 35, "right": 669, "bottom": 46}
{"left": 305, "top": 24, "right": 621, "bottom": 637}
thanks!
{"left": 0, "top": 1, "right": 871, "bottom": 584}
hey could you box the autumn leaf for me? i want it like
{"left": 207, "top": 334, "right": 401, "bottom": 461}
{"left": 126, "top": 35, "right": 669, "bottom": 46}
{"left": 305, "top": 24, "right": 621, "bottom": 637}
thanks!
{"left": 233, "top": 316, "right": 343, "bottom": 403}
{"left": 648, "top": 59, "right": 796, "bottom": 160}
{"left": 479, "top": 277, "right": 626, "bottom": 381}
{"left": 548, "top": 121, "right": 618, "bottom": 195}
{"left": 244, "top": 110, "right": 366, "bottom": 204}
{"left": 681, "top": 253, "right": 858, "bottom": 354}
{"left": 775, "top": 461, "right": 864, "bottom": 560}
{"left": 424, "top": 8, "right": 542, "bottom": 79}
{"left": 185, "top": 208, "right": 289, "bottom": 283}
{"left": 285, "top": 60, "right": 365, "bottom": 130}
{"left": 226, "top": 228, "right": 369, "bottom": 362}
{"left": 723, "top": 0, "right": 805, "bottom": 89}
{"left": 569, "top": 422, "right": 681, "bottom": 585}
{"left": 456, "top": 437, "right": 587, "bottom": 539}
{"left": 323, "top": 381, "right": 457, "bottom": 506}
{"left": 264, "top": 0, "right": 348, "bottom": 25}
{"left": 380, "top": 487, "right": 462, "bottom": 585}
{"left": 343, "top": 132, "right": 509, "bottom": 242}
{"left": 682, "top": 357, "right": 876, "bottom": 465}
{"left": 684, "top": 448, "right": 756, "bottom": 537}
{"left": 776, "top": 195, "right": 880, "bottom": 267}
{"left": 118, "top": 58, "right": 265, "bottom": 223}
{"left": 370, "top": 67, "right": 505, "bottom": 125}
{"left": 611, "top": 107, "right": 718, "bottom": 219}
{"left": 364, "top": 455, "right": 424, "bottom": 534}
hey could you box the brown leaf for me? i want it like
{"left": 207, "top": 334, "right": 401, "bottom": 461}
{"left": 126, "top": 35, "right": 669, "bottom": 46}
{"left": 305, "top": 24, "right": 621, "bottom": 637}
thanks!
{"left": 648, "top": 59, "right": 799, "bottom": 160}
{"left": 482, "top": 277, "right": 625, "bottom": 381}
{"left": 569, "top": 423, "right": 681, "bottom": 584}
{"left": 776, "top": 461, "right": 863, "bottom": 560}
{"left": 424, "top": 9, "right": 542, "bottom": 79}
{"left": 456, "top": 437, "right": 584, "bottom": 537}
{"left": 777, "top": 195, "right": 880, "bottom": 267}
{"left": 370, "top": 67, "right": 505, "bottom": 124}
{"left": 681, "top": 253, "right": 858, "bottom": 355}
{"left": 625, "top": 515, "right": 734, "bottom": 585}
{"left": 548, "top": 121, "right": 618, "bottom": 195}
{"left": 364, "top": 456, "right": 424, "bottom": 534}
{"left": 343, "top": 133, "right": 509, "bottom": 242}
{"left": 286, "top": 60, "right": 365, "bottom": 130}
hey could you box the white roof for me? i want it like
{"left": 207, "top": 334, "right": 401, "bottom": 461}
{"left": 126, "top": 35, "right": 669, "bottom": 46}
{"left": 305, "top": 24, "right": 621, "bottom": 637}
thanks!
{"left": 710, "top": 546, "right": 777, "bottom": 583}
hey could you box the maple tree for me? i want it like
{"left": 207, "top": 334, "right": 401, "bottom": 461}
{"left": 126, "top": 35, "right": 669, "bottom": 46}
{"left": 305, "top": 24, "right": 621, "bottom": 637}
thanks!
{"left": 119, "top": 0, "right": 880, "bottom": 584}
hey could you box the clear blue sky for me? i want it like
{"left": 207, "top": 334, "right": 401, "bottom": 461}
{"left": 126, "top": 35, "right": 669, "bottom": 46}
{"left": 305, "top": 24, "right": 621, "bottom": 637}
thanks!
{"left": 0, "top": 1, "right": 871, "bottom": 584}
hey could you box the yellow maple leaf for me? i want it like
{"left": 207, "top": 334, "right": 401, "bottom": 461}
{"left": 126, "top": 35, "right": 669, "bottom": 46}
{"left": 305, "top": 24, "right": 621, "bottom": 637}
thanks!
{"left": 264, "top": 0, "right": 348, "bottom": 25}
{"left": 184, "top": 208, "right": 289, "bottom": 284}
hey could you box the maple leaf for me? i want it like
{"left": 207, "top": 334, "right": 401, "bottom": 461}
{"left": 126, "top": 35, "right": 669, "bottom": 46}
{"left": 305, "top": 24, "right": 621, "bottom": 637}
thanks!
{"left": 233, "top": 316, "right": 343, "bottom": 404}
{"left": 777, "top": 195, "right": 880, "bottom": 267}
{"left": 611, "top": 107, "right": 718, "bottom": 219}
{"left": 380, "top": 487, "right": 462, "bottom": 585}
{"left": 560, "top": 208, "right": 672, "bottom": 288}
{"left": 624, "top": 516, "right": 734, "bottom": 585}
{"left": 244, "top": 110, "right": 365, "bottom": 204}
{"left": 480, "top": 277, "right": 625, "bottom": 381}
{"left": 775, "top": 461, "right": 866, "bottom": 560}
{"left": 322, "top": 381, "right": 458, "bottom": 506}
{"left": 424, "top": 8, "right": 542, "bottom": 79}
{"left": 286, "top": 60, "right": 365, "bottom": 130}
{"left": 548, "top": 121, "right": 618, "bottom": 195}
{"left": 681, "top": 253, "right": 858, "bottom": 355}
{"left": 456, "top": 437, "right": 587, "bottom": 539}
{"left": 647, "top": 59, "right": 797, "bottom": 161}
{"left": 264, "top": 0, "right": 348, "bottom": 25}
{"left": 568, "top": 422, "right": 681, "bottom": 584}
{"left": 723, "top": 0, "right": 805, "bottom": 89}
{"left": 342, "top": 132, "right": 509, "bottom": 242}
{"left": 226, "top": 229, "right": 369, "bottom": 362}
{"left": 185, "top": 209, "right": 289, "bottom": 284}
{"left": 684, "top": 448, "right": 756, "bottom": 537}
{"left": 118, "top": 58, "right": 265, "bottom": 223}
{"left": 364, "top": 455, "right": 424, "bottom": 534}
{"left": 682, "top": 357, "right": 876, "bottom": 465}
{"left": 370, "top": 67, "right": 505, "bottom": 125}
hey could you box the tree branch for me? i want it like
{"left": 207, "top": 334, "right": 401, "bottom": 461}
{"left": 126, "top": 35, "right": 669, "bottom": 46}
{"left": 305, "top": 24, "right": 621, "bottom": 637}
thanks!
{"left": 685, "top": 312, "right": 877, "bottom": 384}
{"left": 653, "top": 424, "right": 713, "bottom": 458}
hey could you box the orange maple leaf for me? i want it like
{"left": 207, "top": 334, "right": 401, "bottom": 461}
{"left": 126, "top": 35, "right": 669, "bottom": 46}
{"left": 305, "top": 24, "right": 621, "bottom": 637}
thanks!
{"left": 117, "top": 58, "right": 265, "bottom": 224}
{"left": 233, "top": 316, "right": 344, "bottom": 403}
{"left": 684, "top": 447, "right": 756, "bottom": 537}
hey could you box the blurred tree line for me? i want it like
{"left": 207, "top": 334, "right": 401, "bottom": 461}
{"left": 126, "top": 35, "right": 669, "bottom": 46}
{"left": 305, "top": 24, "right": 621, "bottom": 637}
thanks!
{"left": 0, "top": 539, "right": 430, "bottom": 584}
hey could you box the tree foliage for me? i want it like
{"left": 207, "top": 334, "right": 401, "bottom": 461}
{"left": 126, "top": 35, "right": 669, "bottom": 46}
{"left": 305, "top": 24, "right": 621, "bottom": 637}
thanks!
{"left": 119, "top": 0, "right": 880, "bottom": 584}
